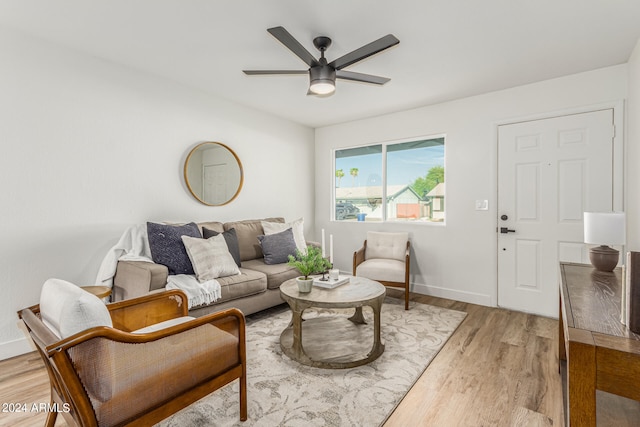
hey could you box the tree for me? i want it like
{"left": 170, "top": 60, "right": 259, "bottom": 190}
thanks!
{"left": 411, "top": 166, "right": 444, "bottom": 197}
{"left": 335, "top": 169, "right": 345, "bottom": 187}
{"left": 350, "top": 167, "right": 359, "bottom": 187}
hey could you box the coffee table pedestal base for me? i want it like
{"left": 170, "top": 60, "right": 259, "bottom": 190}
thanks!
{"left": 280, "top": 306, "right": 385, "bottom": 369}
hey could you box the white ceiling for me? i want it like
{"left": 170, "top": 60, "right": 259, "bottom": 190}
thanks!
{"left": 2, "top": 1, "right": 640, "bottom": 128}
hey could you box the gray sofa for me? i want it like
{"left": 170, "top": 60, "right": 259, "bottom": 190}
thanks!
{"left": 113, "top": 217, "right": 309, "bottom": 317}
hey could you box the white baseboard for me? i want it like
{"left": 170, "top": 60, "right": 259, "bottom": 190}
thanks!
{"left": 411, "top": 282, "right": 493, "bottom": 307}
{"left": 0, "top": 337, "right": 35, "bottom": 361}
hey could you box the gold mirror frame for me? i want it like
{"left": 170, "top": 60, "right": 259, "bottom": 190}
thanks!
{"left": 184, "top": 142, "right": 244, "bottom": 206}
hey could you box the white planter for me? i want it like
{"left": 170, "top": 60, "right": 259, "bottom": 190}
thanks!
{"left": 296, "top": 277, "right": 314, "bottom": 293}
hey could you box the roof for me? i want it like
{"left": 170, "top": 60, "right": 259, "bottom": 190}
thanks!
{"left": 335, "top": 185, "right": 419, "bottom": 200}
{"left": 426, "top": 183, "right": 445, "bottom": 197}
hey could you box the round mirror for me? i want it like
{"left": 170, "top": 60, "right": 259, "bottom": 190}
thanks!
{"left": 184, "top": 142, "right": 244, "bottom": 206}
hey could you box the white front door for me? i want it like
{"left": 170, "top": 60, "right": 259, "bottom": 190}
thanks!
{"left": 497, "top": 109, "right": 615, "bottom": 317}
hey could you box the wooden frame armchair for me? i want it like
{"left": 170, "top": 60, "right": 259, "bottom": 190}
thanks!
{"left": 353, "top": 231, "right": 411, "bottom": 310}
{"left": 18, "top": 279, "right": 246, "bottom": 426}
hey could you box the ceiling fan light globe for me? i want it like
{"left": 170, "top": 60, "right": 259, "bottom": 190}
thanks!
{"left": 309, "top": 81, "right": 335, "bottom": 95}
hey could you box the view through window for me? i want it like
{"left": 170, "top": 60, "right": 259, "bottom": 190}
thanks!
{"left": 334, "top": 137, "right": 445, "bottom": 222}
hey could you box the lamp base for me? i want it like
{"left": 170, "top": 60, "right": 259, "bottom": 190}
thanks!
{"left": 589, "top": 245, "right": 619, "bottom": 272}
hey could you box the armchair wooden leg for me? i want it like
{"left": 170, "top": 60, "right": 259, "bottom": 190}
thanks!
{"left": 404, "top": 285, "right": 409, "bottom": 310}
{"left": 240, "top": 372, "right": 247, "bottom": 421}
{"left": 45, "top": 403, "right": 57, "bottom": 427}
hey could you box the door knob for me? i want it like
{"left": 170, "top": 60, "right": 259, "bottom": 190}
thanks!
{"left": 500, "top": 227, "right": 516, "bottom": 234}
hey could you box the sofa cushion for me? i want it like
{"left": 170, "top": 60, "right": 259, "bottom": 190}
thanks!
{"left": 215, "top": 268, "right": 268, "bottom": 301}
{"left": 262, "top": 218, "right": 307, "bottom": 254}
{"left": 197, "top": 221, "right": 224, "bottom": 234}
{"left": 257, "top": 228, "right": 298, "bottom": 265}
{"left": 203, "top": 227, "right": 241, "bottom": 267}
{"left": 223, "top": 218, "right": 284, "bottom": 262}
{"left": 147, "top": 222, "right": 202, "bottom": 275}
{"left": 40, "top": 278, "right": 113, "bottom": 339}
{"left": 241, "top": 258, "right": 300, "bottom": 290}
{"left": 181, "top": 234, "right": 240, "bottom": 281}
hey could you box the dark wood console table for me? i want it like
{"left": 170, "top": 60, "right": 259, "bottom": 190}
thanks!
{"left": 559, "top": 262, "right": 640, "bottom": 426}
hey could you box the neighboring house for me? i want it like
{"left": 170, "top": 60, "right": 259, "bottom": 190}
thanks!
{"left": 425, "top": 183, "right": 445, "bottom": 221}
{"left": 335, "top": 185, "right": 425, "bottom": 220}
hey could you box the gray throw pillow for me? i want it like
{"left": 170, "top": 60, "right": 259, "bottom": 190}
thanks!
{"left": 257, "top": 228, "right": 298, "bottom": 265}
{"left": 147, "top": 222, "right": 202, "bottom": 275}
{"left": 203, "top": 227, "right": 241, "bottom": 267}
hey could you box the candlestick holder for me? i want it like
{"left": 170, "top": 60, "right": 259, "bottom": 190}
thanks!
{"left": 317, "top": 261, "right": 333, "bottom": 282}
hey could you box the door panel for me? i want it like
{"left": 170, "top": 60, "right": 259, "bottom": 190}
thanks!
{"left": 558, "top": 159, "right": 586, "bottom": 221}
{"left": 516, "top": 163, "right": 539, "bottom": 220}
{"left": 515, "top": 239, "right": 540, "bottom": 289}
{"left": 498, "top": 109, "right": 615, "bottom": 317}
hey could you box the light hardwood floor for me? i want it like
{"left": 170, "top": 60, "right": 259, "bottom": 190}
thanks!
{"left": 2, "top": 291, "right": 639, "bottom": 426}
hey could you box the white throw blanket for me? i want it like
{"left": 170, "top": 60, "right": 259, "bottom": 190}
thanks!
{"left": 95, "top": 224, "right": 154, "bottom": 288}
{"left": 95, "top": 223, "right": 222, "bottom": 309}
{"left": 166, "top": 275, "right": 222, "bottom": 309}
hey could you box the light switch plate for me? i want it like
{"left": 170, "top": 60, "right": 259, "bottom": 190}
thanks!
{"left": 475, "top": 200, "right": 489, "bottom": 210}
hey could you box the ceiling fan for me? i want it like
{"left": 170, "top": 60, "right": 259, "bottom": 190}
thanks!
{"left": 243, "top": 26, "right": 399, "bottom": 96}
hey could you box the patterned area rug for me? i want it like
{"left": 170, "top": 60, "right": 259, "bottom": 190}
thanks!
{"left": 158, "top": 297, "right": 466, "bottom": 427}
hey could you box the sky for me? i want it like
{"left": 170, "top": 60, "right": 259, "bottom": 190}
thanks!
{"left": 335, "top": 144, "right": 445, "bottom": 188}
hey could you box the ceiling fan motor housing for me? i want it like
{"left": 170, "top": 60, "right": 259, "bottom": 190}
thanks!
{"left": 310, "top": 65, "right": 336, "bottom": 83}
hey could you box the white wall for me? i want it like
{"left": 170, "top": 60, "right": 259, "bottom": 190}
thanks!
{"left": 0, "top": 26, "right": 315, "bottom": 360}
{"left": 315, "top": 65, "right": 629, "bottom": 307}
{"left": 627, "top": 40, "right": 640, "bottom": 250}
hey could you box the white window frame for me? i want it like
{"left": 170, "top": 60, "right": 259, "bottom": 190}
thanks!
{"left": 332, "top": 134, "right": 446, "bottom": 224}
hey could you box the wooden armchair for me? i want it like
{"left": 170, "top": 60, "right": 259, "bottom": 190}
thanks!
{"left": 18, "top": 278, "right": 246, "bottom": 426}
{"left": 353, "top": 231, "right": 411, "bottom": 310}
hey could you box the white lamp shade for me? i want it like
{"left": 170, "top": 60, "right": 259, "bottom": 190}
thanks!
{"left": 584, "top": 212, "right": 626, "bottom": 246}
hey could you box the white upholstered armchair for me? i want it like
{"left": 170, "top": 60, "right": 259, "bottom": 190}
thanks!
{"left": 353, "top": 231, "right": 411, "bottom": 310}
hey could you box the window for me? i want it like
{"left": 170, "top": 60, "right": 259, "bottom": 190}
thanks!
{"left": 335, "top": 145, "right": 383, "bottom": 221}
{"left": 334, "top": 137, "right": 445, "bottom": 223}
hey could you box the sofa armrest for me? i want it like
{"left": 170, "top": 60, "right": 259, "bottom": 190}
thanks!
{"left": 108, "top": 290, "right": 188, "bottom": 331}
{"left": 306, "top": 240, "right": 321, "bottom": 249}
{"left": 113, "top": 261, "right": 168, "bottom": 302}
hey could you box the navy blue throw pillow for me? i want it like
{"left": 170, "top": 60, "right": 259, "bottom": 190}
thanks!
{"left": 147, "top": 222, "right": 202, "bottom": 275}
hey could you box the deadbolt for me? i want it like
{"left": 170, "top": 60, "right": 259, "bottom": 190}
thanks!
{"left": 501, "top": 215, "right": 508, "bottom": 221}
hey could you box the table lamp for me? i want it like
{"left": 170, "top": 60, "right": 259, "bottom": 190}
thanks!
{"left": 584, "top": 212, "right": 625, "bottom": 272}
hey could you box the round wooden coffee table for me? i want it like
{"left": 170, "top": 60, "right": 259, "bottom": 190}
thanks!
{"left": 279, "top": 276, "right": 386, "bottom": 369}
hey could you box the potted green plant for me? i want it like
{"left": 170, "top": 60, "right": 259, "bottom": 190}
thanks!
{"left": 287, "top": 246, "right": 331, "bottom": 293}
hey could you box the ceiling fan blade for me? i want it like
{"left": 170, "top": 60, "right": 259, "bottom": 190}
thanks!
{"left": 329, "top": 34, "right": 399, "bottom": 70}
{"left": 267, "top": 26, "right": 319, "bottom": 67}
{"left": 243, "top": 70, "right": 308, "bottom": 75}
{"left": 336, "top": 70, "right": 390, "bottom": 85}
